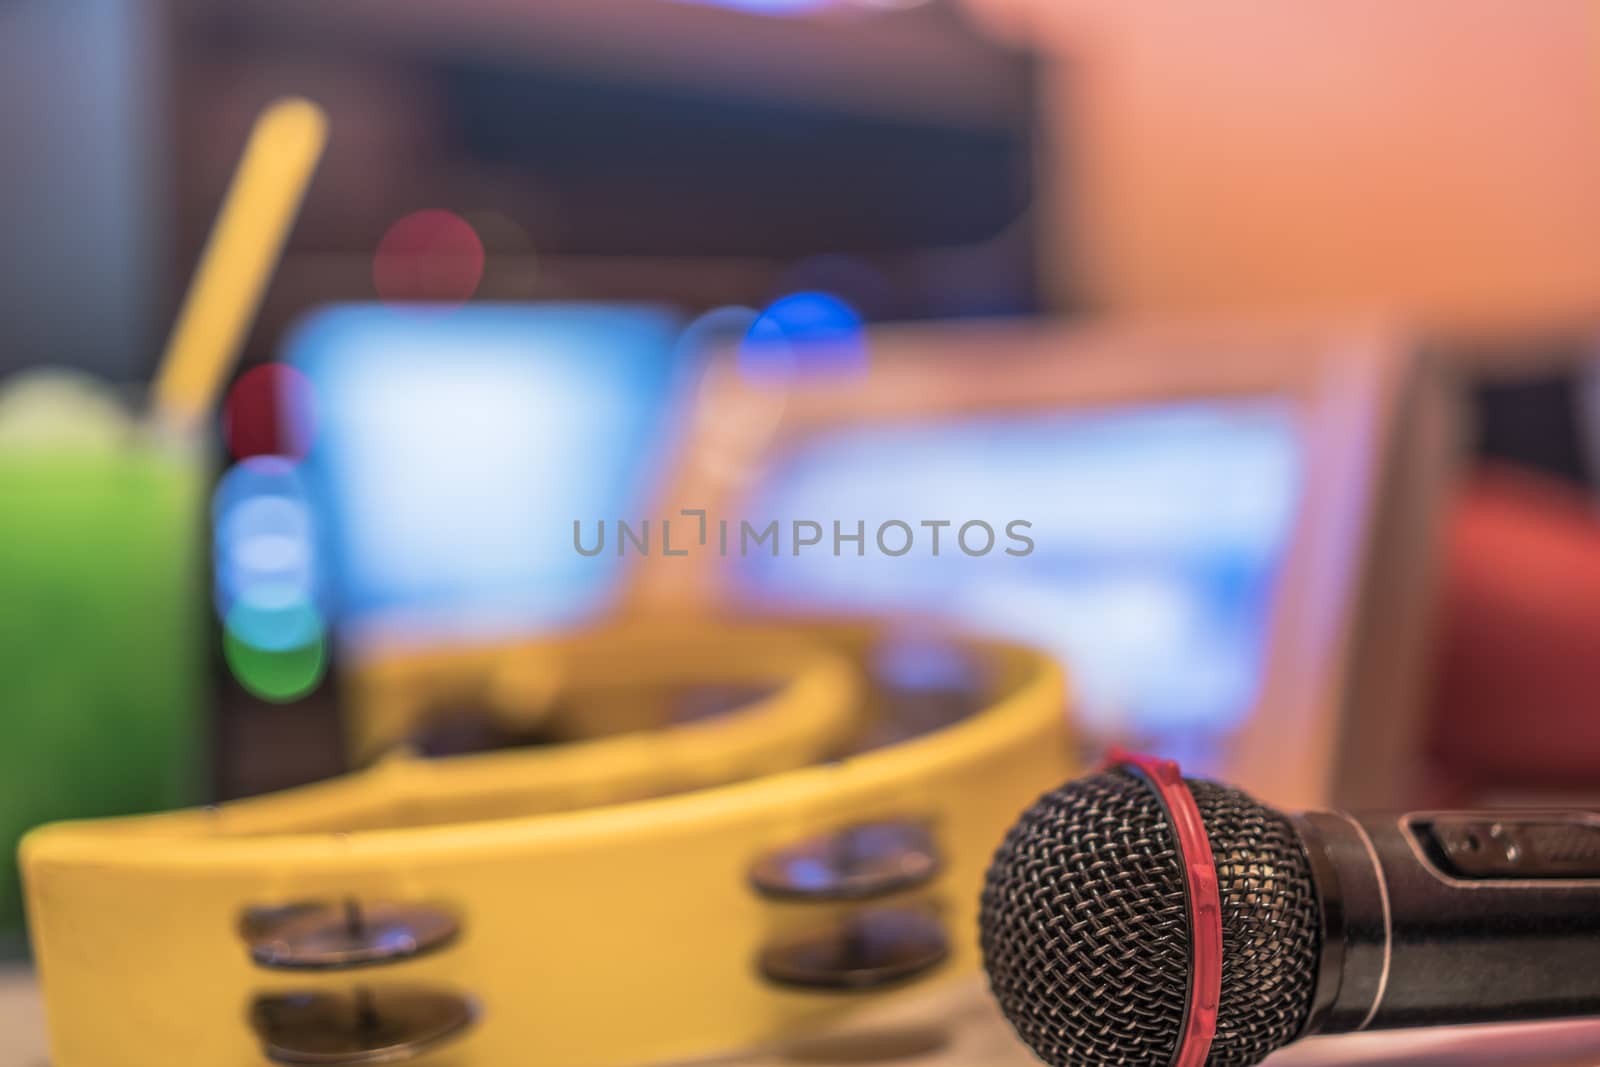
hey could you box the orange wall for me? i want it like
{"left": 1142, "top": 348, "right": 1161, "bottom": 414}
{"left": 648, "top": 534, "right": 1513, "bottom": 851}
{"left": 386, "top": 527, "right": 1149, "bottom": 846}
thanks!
{"left": 971, "top": 1, "right": 1600, "bottom": 328}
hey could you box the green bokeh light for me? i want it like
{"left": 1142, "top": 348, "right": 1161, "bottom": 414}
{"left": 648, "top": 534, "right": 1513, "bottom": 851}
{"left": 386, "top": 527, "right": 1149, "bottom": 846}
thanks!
{"left": 223, "top": 625, "right": 327, "bottom": 702}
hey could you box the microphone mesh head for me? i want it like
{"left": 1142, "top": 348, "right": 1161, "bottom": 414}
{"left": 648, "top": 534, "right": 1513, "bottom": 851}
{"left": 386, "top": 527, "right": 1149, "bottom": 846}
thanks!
{"left": 980, "top": 770, "right": 1322, "bottom": 1067}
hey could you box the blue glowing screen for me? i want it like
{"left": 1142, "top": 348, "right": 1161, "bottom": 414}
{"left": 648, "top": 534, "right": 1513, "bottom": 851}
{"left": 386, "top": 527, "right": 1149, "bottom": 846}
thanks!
{"left": 286, "top": 304, "right": 686, "bottom": 640}
{"left": 733, "top": 403, "right": 1303, "bottom": 747}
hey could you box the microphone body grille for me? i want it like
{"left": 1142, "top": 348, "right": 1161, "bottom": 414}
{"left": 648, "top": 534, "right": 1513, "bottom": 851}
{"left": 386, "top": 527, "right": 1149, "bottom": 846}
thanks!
{"left": 980, "top": 770, "right": 1321, "bottom": 1067}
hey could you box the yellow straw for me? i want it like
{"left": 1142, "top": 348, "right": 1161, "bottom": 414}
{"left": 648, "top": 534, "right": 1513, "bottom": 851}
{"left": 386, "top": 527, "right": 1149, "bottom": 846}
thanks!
{"left": 153, "top": 97, "right": 328, "bottom": 429}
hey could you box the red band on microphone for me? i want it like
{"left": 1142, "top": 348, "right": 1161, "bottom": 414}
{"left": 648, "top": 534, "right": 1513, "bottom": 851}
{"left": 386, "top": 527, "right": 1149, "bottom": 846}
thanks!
{"left": 1102, "top": 749, "right": 1222, "bottom": 1067}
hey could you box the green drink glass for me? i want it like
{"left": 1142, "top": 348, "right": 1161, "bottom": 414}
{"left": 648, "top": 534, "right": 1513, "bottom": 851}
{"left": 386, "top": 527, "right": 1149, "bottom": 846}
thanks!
{"left": 0, "top": 372, "right": 205, "bottom": 947}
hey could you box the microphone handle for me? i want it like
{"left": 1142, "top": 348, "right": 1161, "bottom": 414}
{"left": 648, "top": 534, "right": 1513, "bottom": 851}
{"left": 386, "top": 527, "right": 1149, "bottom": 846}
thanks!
{"left": 1293, "top": 809, "right": 1600, "bottom": 1034}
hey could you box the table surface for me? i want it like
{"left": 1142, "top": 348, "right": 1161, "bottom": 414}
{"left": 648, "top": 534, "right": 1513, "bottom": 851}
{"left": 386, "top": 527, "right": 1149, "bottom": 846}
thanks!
{"left": 7, "top": 967, "right": 1600, "bottom": 1067}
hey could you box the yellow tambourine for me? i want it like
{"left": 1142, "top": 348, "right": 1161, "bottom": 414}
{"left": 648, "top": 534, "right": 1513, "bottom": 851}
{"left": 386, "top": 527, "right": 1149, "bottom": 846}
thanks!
{"left": 23, "top": 623, "right": 1075, "bottom": 1067}
{"left": 336, "top": 623, "right": 870, "bottom": 816}
{"left": 342, "top": 622, "right": 867, "bottom": 773}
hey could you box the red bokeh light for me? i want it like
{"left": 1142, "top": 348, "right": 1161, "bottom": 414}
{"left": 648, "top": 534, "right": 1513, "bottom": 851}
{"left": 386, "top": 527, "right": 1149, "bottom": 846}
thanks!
{"left": 371, "top": 209, "right": 485, "bottom": 307}
{"left": 223, "top": 363, "right": 316, "bottom": 461}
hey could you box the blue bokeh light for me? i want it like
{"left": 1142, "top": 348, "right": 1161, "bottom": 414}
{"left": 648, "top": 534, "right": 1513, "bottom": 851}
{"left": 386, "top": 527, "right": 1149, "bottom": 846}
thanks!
{"left": 224, "top": 598, "right": 324, "bottom": 654}
{"left": 213, "top": 457, "right": 321, "bottom": 619}
{"left": 740, "top": 291, "right": 866, "bottom": 384}
{"left": 211, "top": 455, "right": 306, "bottom": 528}
{"left": 668, "top": 0, "right": 836, "bottom": 14}
{"left": 211, "top": 451, "right": 326, "bottom": 700}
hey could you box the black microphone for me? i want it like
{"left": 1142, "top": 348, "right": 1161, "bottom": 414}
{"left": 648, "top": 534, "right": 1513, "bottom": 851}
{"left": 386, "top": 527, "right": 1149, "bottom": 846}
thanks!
{"left": 979, "top": 759, "right": 1600, "bottom": 1067}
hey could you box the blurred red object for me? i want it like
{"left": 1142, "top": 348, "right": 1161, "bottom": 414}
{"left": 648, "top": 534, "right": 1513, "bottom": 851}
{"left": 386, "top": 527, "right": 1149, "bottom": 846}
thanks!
{"left": 222, "top": 363, "right": 316, "bottom": 460}
{"left": 371, "top": 209, "right": 484, "bottom": 307}
{"left": 1427, "top": 465, "right": 1600, "bottom": 800}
